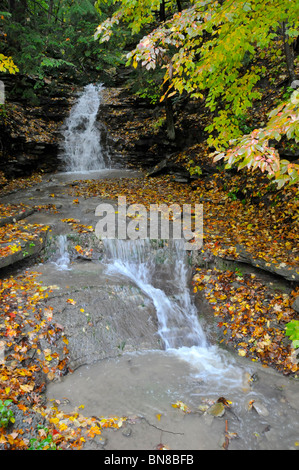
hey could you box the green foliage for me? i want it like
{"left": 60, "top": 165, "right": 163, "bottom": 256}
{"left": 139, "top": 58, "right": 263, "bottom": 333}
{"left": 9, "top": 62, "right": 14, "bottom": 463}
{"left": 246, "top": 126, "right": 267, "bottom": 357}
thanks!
{"left": 187, "top": 160, "right": 202, "bottom": 177}
{"left": 129, "top": 70, "right": 165, "bottom": 104}
{"left": 40, "top": 57, "right": 75, "bottom": 70}
{"left": 213, "top": 90, "right": 299, "bottom": 188}
{"left": 1, "top": 0, "right": 125, "bottom": 102}
{"left": 135, "top": 80, "right": 161, "bottom": 104}
{"left": 94, "top": 0, "right": 299, "bottom": 186}
{"left": 125, "top": 0, "right": 298, "bottom": 146}
{"left": 0, "top": 399, "right": 15, "bottom": 428}
{"left": 235, "top": 268, "right": 244, "bottom": 278}
{"left": 227, "top": 190, "right": 239, "bottom": 202}
{"left": 0, "top": 105, "right": 7, "bottom": 118}
{"left": 151, "top": 116, "right": 166, "bottom": 131}
{"left": 29, "top": 426, "right": 57, "bottom": 450}
{"left": 285, "top": 320, "right": 299, "bottom": 349}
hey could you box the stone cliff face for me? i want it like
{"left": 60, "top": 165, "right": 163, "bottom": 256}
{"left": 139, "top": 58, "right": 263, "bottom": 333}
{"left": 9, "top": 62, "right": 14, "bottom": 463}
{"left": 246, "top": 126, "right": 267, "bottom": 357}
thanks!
{"left": 0, "top": 83, "right": 162, "bottom": 177}
{"left": 0, "top": 79, "right": 205, "bottom": 178}
{"left": 99, "top": 87, "right": 204, "bottom": 171}
{"left": 99, "top": 87, "right": 177, "bottom": 169}
{"left": 0, "top": 76, "right": 77, "bottom": 178}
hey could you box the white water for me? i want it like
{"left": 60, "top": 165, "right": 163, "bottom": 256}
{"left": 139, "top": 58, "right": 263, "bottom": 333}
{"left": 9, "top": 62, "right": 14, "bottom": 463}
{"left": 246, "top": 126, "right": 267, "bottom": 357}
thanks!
{"left": 53, "top": 234, "right": 71, "bottom": 271}
{"left": 61, "top": 83, "right": 109, "bottom": 172}
{"left": 104, "top": 238, "right": 243, "bottom": 386}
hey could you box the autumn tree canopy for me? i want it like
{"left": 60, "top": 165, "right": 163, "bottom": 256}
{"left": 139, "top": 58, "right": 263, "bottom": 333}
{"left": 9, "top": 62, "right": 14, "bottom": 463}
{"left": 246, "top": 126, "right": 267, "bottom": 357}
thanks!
{"left": 94, "top": 0, "right": 299, "bottom": 186}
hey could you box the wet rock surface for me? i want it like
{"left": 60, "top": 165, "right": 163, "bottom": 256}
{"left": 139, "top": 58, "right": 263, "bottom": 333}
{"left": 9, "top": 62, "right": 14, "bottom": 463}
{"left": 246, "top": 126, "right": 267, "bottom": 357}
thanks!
{"left": 0, "top": 170, "right": 298, "bottom": 451}
{"left": 35, "top": 261, "right": 160, "bottom": 371}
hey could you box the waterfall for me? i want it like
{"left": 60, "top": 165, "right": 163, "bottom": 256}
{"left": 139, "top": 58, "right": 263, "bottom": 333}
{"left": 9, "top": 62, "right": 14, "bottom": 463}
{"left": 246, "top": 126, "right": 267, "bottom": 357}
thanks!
{"left": 104, "top": 239, "right": 207, "bottom": 350}
{"left": 61, "top": 83, "right": 109, "bottom": 172}
{"left": 54, "top": 235, "right": 70, "bottom": 271}
{"left": 103, "top": 238, "right": 243, "bottom": 383}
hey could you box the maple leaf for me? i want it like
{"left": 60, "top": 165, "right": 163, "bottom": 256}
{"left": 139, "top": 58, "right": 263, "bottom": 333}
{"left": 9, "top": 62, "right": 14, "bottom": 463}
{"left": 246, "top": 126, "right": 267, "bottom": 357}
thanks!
{"left": 87, "top": 425, "right": 101, "bottom": 438}
{"left": 20, "top": 383, "right": 34, "bottom": 393}
{"left": 44, "top": 307, "right": 53, "bottom": 321}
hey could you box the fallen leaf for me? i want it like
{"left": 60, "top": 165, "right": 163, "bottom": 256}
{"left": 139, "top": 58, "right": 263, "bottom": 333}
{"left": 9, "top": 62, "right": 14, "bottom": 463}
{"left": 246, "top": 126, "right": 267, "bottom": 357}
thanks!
{"left": 171, "top": 400, "right": 191, "bottom": 413}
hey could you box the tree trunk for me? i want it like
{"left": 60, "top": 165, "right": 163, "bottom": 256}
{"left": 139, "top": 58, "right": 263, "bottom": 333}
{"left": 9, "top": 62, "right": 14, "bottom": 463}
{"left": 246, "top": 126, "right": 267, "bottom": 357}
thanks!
{"left": 159, "top": 0, "right": 166, "bottom": 22}
{"left": 48, "top": 0, "right": 54, "bottom": 21}
{"left": 176, "top": 0, "right": 182, "bottom": 12}
{"left": 159, "top": 0, "right": 179, "bottom": 140}
{"left": 165, "top": 100, "right": 176, "bottom": 141}
{"left": 282, "top": 22, "right": 297, "bottom": 82}
{"left": 14, "top": 0, "right": 27, "bottom": 25}
{"left": 163, "top": 82, "right": 176, "bottom": 141}
{"left": 8, "top": 0, "right": 16, "bottom": 13}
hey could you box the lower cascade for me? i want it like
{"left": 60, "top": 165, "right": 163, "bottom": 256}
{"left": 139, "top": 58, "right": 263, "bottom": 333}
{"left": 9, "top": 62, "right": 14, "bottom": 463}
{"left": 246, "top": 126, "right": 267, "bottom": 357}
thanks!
{"left": 53, "top": 234, "right": 70, "bottom": 271}
{"left": 103, "top": 238, "right": 242, "bottom": 385}
{"left": 61, "top": 83, "right": 109, "bottom": 172}
{"left": 46, "top": 233, "right": 299, "bottom": 450}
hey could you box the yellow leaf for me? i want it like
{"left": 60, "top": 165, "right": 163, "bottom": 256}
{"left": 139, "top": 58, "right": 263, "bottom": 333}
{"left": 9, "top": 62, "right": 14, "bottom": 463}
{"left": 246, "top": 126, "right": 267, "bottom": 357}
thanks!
{"left": 238, "top": 349, "right": 247, "bottom": 356}
{"left": 59, "top": 423, "right": 68, "bottom": 432}
{"left": 20, "top": 383, "right": 34, "bottom": 392}
{"left": 171, "top": 400, "right": 191, "bottom": 413}
{"left": 49, "top": 417, "right": 59, "bottom": 424}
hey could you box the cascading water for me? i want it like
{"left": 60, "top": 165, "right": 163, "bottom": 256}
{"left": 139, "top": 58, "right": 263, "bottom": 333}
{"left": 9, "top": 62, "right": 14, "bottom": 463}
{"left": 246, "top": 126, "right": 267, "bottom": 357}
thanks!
{"left": 61, "top": 83, "right": 110, "bottom": 172}
{"left": 53, "top": 234, "right": 70, "bottom": 271}
{"left": 103, "top": 238, "right": 242, "bottom": 385}
{"left": 47, "top": 237, "right": 299, "bottom": 449}
{"left": 104, "top": 239, "right": 207, "bottom": 349}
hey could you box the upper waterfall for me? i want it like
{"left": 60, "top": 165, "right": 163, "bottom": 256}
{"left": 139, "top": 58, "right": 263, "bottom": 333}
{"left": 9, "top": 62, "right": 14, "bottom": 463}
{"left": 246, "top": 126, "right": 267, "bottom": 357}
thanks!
{"left": 61, "top": 83, "right": 110, "bottom": 172}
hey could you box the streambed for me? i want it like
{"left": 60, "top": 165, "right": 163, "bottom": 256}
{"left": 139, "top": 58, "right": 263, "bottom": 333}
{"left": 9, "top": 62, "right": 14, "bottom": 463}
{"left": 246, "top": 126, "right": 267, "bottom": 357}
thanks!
{"left": 1, "top": 169, "right": 299, "bottom": 451}
{"left": 1, "top": 83, "right": 298, "bottom": 450}
{"left": 44, "top": 230, "right": 299, "bottom": 451}
{"left": 47, "top": 349, "right": 299, "bottom": 450}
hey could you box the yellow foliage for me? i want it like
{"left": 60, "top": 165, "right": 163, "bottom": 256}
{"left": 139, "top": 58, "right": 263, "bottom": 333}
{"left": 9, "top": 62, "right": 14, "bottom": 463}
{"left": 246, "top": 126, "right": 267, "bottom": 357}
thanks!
{"left": 0, "top": 54, "right": 19, "bottom": 74}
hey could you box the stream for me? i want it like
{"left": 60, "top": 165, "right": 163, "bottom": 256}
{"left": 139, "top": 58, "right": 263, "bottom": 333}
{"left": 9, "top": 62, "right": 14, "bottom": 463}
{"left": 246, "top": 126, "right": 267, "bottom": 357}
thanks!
{"left": 45, "top": 234, "right": 299, "bottom": 450}
{"left": 2, "top": 84, "right": 299, "bottom": 451}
